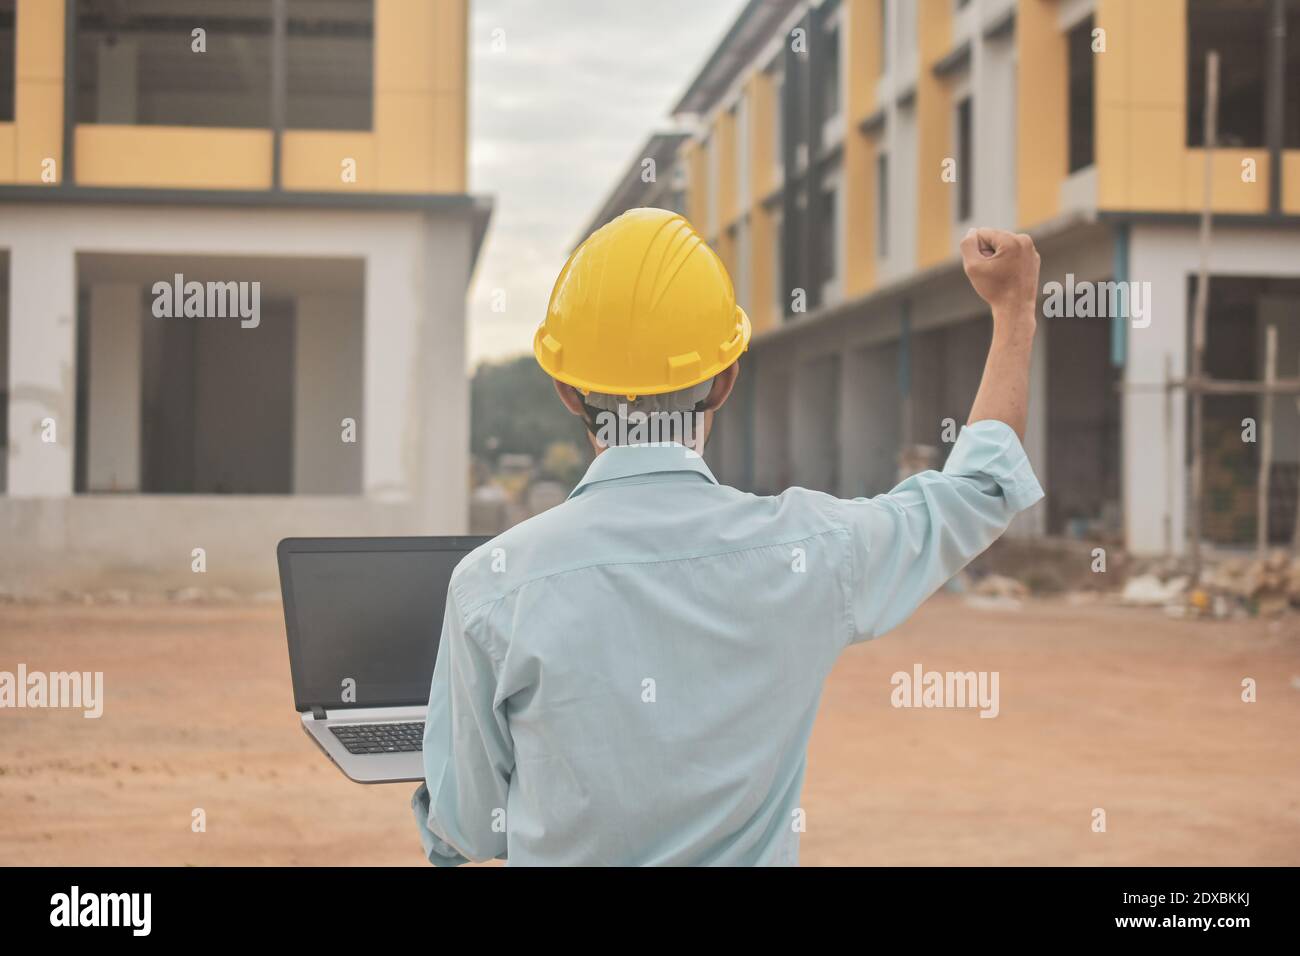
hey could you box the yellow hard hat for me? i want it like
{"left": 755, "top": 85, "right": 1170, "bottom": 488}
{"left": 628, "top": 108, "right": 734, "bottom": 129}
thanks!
{"left": 534, "top": 207, "right": 751, "bottom": 400}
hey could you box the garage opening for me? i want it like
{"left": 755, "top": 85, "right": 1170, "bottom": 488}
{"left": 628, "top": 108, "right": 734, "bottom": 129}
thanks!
{"left": 73, "top": 253, "right": 364, "bottom": 495}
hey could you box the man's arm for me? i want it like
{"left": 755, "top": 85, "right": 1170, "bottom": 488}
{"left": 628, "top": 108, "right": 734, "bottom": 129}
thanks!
{"left": 962, "top": 227, "right": 1040, "bottom": 440}
{"left": 411, "top": 586, "right": 512, "bottom": 866}
{"left": 836, "top": 228, "right": 1045, "bottom": 644}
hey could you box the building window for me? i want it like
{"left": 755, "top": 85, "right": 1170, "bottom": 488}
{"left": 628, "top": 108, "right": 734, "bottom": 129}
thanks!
{"left": 1067, "top": 17, "right": 1095, "bottom": 171}
{"left": 0, "top": 0, "right": 14, "bottom": 123}
{"left": 876, "top": 151, "right": 889, "bottom": 258}
{"left": 705, "top": 133, "right": 719, "bottom": 237}
{"left": 822, "top": 23, "right": 841, "bottom": 119}
{"left": 74, "top": 0, "right": 374, "bottom": 131}
{"left": 819, "top": 186, "right": 838, "bottom": 293}
{"left": 880, "top": 0, "right": 889, "bottom": 75}
{"left": 955, "top": 96, "right": 973, "bottom": 220}
{"left": 287, "top": 0, "right": 374, "bottom": 130}
{"left": 1287, "top": 0, "right": 1300, "bottom": 148}
{"left": 1187, "top": 0, "right": 1267, "bottom": 147}
{"left": 736, "top": 94, "right": 750, "bottom": 208}
{"left": 770, "top": 60, "right": 785, "bottom": 176}
{"left": 774, "top": 212, "right": 787, "bottom": 320}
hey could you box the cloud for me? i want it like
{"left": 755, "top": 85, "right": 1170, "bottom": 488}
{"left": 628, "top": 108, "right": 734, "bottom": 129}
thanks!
{"left": 467, "top": 0, "right": 747, "bottom": 368}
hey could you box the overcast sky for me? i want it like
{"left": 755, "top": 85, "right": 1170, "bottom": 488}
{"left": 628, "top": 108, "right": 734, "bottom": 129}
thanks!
{"left": 466, "top": 0, "right": 747, "bottom": 368}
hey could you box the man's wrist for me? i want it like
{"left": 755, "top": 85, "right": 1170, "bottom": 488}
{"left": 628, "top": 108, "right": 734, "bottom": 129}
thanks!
{"left": 991, "top": 303, "right": 1036, "bottom": 339}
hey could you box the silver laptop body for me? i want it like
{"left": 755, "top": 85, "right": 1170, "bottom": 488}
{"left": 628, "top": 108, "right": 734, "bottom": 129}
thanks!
{"left": 277, "top": 535, "right": 489, "bottom": 784}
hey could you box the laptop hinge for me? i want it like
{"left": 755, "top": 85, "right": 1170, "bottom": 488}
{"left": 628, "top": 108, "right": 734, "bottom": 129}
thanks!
{"left": 310, "top": 705, "right": 328, "bottom": 721}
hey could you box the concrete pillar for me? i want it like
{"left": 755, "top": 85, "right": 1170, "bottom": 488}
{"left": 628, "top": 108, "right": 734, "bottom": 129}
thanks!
{"left": 1009, "top": 318, "right": 1049, "bottom": 536}
{"left": 840, "top": 341, "right": 900, "bottom": 498}
{"left": 85, "top": 283, "right": 142, "bottom": 492}
{"left": 1125, "top": 230, "right": 1188, "bottom": 556}
{"left": 6, "top": 241, "right": 75, "bottom": 497}
{"left": 293, "top": 293, "right": 363, "bottom": 494}
{"left": 414, "top": 215, "right": 472, "bottom": 531}
{"left": 753, "top": 352, "right": 792, "bottom": 494}
{"left": 790, "top": 354, "right": 839, "bottom": 491}
{"left": 362, "top": 247, "right": 421, "bottom": 502}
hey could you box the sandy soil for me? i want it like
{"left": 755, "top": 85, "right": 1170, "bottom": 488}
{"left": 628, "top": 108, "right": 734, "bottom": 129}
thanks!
{"left": 2, "top": 596, "right": 1298, "bottom": 866}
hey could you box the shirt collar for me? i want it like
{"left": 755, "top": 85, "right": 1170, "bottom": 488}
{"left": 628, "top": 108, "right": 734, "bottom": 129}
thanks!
{"left": 568, "top": 443, "right": 719, "bottom": 500}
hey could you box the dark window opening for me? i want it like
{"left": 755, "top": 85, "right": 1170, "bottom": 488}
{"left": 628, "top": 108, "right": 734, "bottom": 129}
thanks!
{"left": 822, "top": 23, "right": 841, "bottom": 119}
{"left": 955, "top": 96, "right": 973, "bottom": 220}
{"left": 74, "top": 0, "right": 373, "bottom": 131}
{"left": 287, "top": 0, "right": 373, "bottom": 130}
{"left": 72, "top": 253, "right": 364, "bottom": 496}
{"left": 1186, "top": 0, "right": 1267, "bottom": 147}
{"left": 876, "top": 152, "right": 889, "bottom": 258}
{"left": 1067, "top": 16, "right": 1095, "bottom": 172}
{"left": 1286, "top": 0, "right": 1300, "bottom": 148}
{"left": 0, "top": 0, "right": 14, "bottom": 123}
{"left": 0, "top": 251, "right": 8, "bottom": 494}
{"left": 819, "top": 187, "right": 837, "bottom": 290}
{"left": 879, "top": 0, "right": 889, "bottom": 75}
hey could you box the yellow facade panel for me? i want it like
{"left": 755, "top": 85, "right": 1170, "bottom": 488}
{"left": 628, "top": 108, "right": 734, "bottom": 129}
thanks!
{"left": 432, "top": 90, "right": 467, "bottom": 192}
{"left": 1016, "top": 0, "right": 1067, "bottom": 227}
{"left": 0, "top": 125, "right": 15, "bottom": 181}
{"left": 749, "top": 206, "right": 775, "bottom": 335}
{"left": 1124, "top": 107, "right": 1185, "bottom": 211}
{"left": 749, "top": 72, "right": 776, "bottom": 202}
{"left": 845, "top": 0, "right": 881, "bottom": 123}
{"left": 75, "top": 126, "right": 273, "bottom": 189}
{"left": 374, "top": 0, "right": 439, "bottom": 93}
{"left": 1128, "top": 0, "right": 1185, "bottom": 108}
{"left": 15, "top": 0, "right": 63, "bottom": 82}
{"left": 14, "top": 81, "right": 63, "bottom": 184}
{"left": 684, "top": 140, "right": 708, "bottom": 231}
{"left": 432, "top": 0, "right": 469, "bottom": 94}
{"left": 1286, "top": 152, "right": 1300, "bottom": 215}
{"left": 282, "top": 131, "right": 377, "bottom": 191}
{"left": 843, "top": 132, "right": 875, "bottom": 297}
{"left": 915, "top": 0, "right": 952, "bottom": 269}
{"left": 717, "top": 110, "right": 737, "bottom": 227}
{"left": 1181, "top": 149, "right": 1269, "bottom": 214}
{"left": 375, "top": 91, "right": 437, "bottom": 191}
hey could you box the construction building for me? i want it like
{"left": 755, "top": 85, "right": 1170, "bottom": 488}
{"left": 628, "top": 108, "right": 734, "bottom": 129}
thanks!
{"left": 0, "top": 0, "right": 490, "bottom": 591}
{"left": 582, "top": 0, "right": 1300, "bottom": 555}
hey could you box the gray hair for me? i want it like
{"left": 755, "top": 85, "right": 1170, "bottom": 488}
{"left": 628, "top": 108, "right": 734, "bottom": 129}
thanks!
{"left": 582, "top": 378, "right": 714, "bottom": 415}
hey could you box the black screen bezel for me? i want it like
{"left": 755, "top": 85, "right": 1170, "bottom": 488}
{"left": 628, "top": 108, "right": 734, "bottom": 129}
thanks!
{"left": 277, "top": 535, "right": 490, "bottom": 712}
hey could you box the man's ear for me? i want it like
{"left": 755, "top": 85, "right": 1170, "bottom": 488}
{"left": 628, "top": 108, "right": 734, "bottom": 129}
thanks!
{"left": 553, "top": 379, "right": 587, "bottom": 417}
{"left": 699, "top": 362, "right": 739, "bottom": 412}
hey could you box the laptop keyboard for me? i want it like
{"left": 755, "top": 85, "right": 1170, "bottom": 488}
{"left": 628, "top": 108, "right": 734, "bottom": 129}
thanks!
{"left": 329, "top": 721, "right": 424, "bottom": 755}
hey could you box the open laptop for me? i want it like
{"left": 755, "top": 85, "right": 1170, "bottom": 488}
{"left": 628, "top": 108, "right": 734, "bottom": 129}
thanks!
{"left": 277, "top": 535, "right": 489, "bottom": 784}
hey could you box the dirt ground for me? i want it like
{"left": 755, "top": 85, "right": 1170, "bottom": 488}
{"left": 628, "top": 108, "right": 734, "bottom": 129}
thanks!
{"left": 2, "top": 595, "right": 1298, "bottom": 866}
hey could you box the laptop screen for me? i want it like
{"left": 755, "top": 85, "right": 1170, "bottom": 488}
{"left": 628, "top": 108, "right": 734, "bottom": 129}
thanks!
{"left": 283, "top": 542, "right": 482, "bottom": 709}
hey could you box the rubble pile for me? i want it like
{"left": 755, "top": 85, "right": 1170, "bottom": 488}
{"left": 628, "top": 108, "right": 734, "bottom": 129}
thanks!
{"left": 1124, "top": 550, "right": 1300, "bottom": 618}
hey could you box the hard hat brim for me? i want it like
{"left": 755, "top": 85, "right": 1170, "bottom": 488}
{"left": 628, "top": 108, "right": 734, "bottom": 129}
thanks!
{"left": 534, "top": 306, "right": 751, "bottom": 399}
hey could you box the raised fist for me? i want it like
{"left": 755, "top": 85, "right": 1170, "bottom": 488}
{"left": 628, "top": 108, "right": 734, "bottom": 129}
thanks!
{"left": 959, "top": 228, "right": 1040, "bottom": 320}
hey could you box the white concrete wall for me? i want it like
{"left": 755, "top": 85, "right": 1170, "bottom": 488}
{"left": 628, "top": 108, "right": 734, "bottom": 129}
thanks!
{"left": 6, "top": 235, "right": 76, "bottom": 497}
{"left": 839, "top": 341, "right": 900, "bottom": 498}
{"left": 85, "top": 283, "right": 142, "bottom": 492}
{"left": 1125, "top": 224, "right": 1300, "bottom": 555}
{"left": 294, "top": 293, "right": 363, "bottom": 494}
{"left": 0, "top": 202, "right": 475, "bottom": 588}
{"left": 973, "top": 23, "right": 1018, "bottom": 232}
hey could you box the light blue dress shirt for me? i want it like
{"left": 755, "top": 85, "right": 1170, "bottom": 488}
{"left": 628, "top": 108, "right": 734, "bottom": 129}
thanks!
{"left": 413, "top": 419, "right": 1043, "bottom": 866}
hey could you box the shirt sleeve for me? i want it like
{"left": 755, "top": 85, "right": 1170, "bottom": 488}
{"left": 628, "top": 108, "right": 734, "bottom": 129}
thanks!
{"left": 837, "top": 418, "right": 1044, "bottom": 645}
{"left": 411, "top": 586, "right": 512, "bottom": 866}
